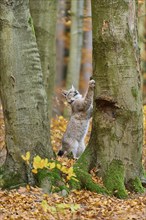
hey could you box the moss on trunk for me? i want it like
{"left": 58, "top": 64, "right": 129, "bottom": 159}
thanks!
{"left": 103, "top": 160, "right": 128, "bottom": 198}
{"left": 0, "top": 168, "right": 26, "bottom": 189}
{"left": 73, "top": 167, "right": 107, "bottom": 194}
{"left": 35, "top": 166, "right": 107, "bottom": 194}
{"left": 36, "top": 168, "right": 70, "bottom": 194}
{"left": 69, "top": 146, "right": 108, "bottom": 194}
{"left": 128, "top": 177, "right": 144, "bottom": 193}
{"left": 74, "top": 145, "right": 96, "bottom": 172}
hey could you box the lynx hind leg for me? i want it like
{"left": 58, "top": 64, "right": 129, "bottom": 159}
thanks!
{"left": 76, "top": 141, "right": 85, "bottom": 158}
{"left": 59, "top": 138, "right": 79, "bottom": 159}
{"left": 71, "top": 140, "right": 79, "bottom": 159}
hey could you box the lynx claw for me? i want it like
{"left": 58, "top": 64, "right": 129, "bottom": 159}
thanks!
{"left": 89, "top": 79, "right": 95, "bottom": 88}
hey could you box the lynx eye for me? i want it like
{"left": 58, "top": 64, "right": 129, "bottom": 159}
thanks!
{"left": 74, "top": 91, "right": 78, "bottom": 96}
{"left": 67, "top": 91, "right": 72, "bottom": 96}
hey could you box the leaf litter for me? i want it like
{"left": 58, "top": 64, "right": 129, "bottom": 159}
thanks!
{"left": 0, "top": 113, "right": 146, "bottom": 219}
{"left": 1, "top": 186, "right": 146, "bottom": 220}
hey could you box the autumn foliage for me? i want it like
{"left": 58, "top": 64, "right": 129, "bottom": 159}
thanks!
{"left": 0, "top": 111, "right": 146, "bottom": 219}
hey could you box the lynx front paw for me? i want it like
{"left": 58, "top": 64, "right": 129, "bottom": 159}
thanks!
{"left": 89, "top": 79, "right": 95, "bottom": 88}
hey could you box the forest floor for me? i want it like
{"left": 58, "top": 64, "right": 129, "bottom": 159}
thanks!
{"left": 1, "top": 186, "right": 146, "bottom": 220}
{"left": 0, "top": 110, "right": 146, "bottom": 219}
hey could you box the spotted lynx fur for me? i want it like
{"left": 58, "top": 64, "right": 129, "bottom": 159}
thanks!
{"left": 58, "top": 79, "right": 95, "bottom": 159}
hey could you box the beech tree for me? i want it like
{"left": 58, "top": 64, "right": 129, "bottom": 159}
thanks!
{"left": 0, "top": 0, "right": 54, "bottom": 188}
{"left": 74, "top": 0, "right": 145, "bottom": 198}
{"left": 81, "top": 0, "right": 92, "bottom": 94}
{"left": 29, "top": 0, "right": 57, "bottom": 119}
{"left": 66, "top": 0, "right": 84, "bottom": 90}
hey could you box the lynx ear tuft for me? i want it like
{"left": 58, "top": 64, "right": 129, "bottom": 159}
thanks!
{"left": 71, "top": 85, "right": 75, "bottom": 90}
{"left": 62, "top": 89, "right": 68, "bottom": 97}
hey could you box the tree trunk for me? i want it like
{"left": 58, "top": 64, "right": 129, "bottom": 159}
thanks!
{"left": 75, "top": 0, "right": 144, "bottom": 198}
{"left": 80, "top": 0, "right": 92, "bottom": 95}
{"left": 138, "top": 1, "right": 146, "bottom": 104}
{"left": 66, "top": 0, "right": 84, "bottom": 90}
{"left": 0, "top": 0, "right": 54, "bottom": 188}
{"left": 29, "top": 0, "right": 57, "bottom": 119}
{"left": 138, "top": 1, "right": 145, "bottom": 73}
{"left": 56, "top": 0, "right": 66, "bottom": 87}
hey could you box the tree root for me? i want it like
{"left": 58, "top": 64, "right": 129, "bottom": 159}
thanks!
{"left": 70, "top": 167, "right": 108, "bottom": 194}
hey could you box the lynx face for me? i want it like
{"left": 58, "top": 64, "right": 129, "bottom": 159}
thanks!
{"left": 62, "top": 85, "right": 82, "bottom": 104}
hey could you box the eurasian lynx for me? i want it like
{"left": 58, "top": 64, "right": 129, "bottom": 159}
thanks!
{"left": 58, "top": 79, "right": 95, "bottom": 159}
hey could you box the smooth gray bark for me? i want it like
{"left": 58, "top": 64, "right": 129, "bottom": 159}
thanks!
{"left": 56, "top": 0, "right": 66, "bottom": 87}
{"left": 81, "top": 0, "right": 92, "bottom": 94}
{"left": 29, "top": 0, "right": 57, "bottom": 119}
{"left": 138, "top": 1, "right": 145, "bottom": 73}
{"left": 66, "top": 0, "right": 84, "bottom": 90}
{"left": 138, "top": 1, "right": 146, "bottom": 104}
{"left": 0, "top": 0, "right": 54, "bottom": 188}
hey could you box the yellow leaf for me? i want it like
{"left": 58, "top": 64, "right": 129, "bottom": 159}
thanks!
{"left": 66, "top": 167, "right": 77, "bottom": 180}
{"left": 33, "top": 155, "right": 42, "bottom": 169}
{"left": 48, "top": 162, "right": 56, "bottom": 169}
{"left": 56, "top": 203, "right": 80, "bottom": 213}
{"left": 68, "top": 167, "right": 74, "bottom": 174}
{"left": 70, "top": 204, "right": 80, "bottom": 212}
{"left": 60, "top": 166, "right": 68, "bottom": 174}
{"left": 59, "top": 116, "right": 64, "bottom": 120}
{"left": 26, "top": 185, "right": 30, "bottom": 191}
{"left": 144, "top": 105, "right": 146, "bottom": 111}
{"left": 56, "top": 164, "right": 61, "bottom": 169}
{"left": 66, "top": 175, "right": 72, "bottom": 180}
{"left": 39, "top": 159, "right": 46, "bottom": 169}
{"left": 71, "top": 177, "right": 79, "bottom": 182}
{"left": 34, "top": 155, "right": 42, "bottom": 163}
{"left": 21, "top": 151, "right": 30, "bottom": 164}
{"left": 41, "top": 200, "right": 49, "bottom": 212}
{"left": 44, "top": 158, "right": 49, "bottom": 167}
{"left": 26, "top": 151, "right": 30, "bottom": 160}
{"left": 32, "top": 169, "right": 38, "bottom": 174}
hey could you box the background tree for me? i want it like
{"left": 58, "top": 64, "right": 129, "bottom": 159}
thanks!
{"left": 80, "top": 0, "right": 92, "bottom": 95}
{"left": 138, "top": 1, "right": 146, "bottom": 73}
{"left": 29, "top": 0, "right": 57, "bottom": 119}
{"left": 66, "top": 0, "right": 84, "bottom": 90}
{"left": 56, "top": 0, "right": 66, "bottom": 88}
{"left": 0, "top": 0, "right": 54, "bottom": 188}
{"left": 74, "top": 0, "right": 145, "bottom": 198}
{"left": 138, "top": 1, "right": 146, "bottom": 103}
